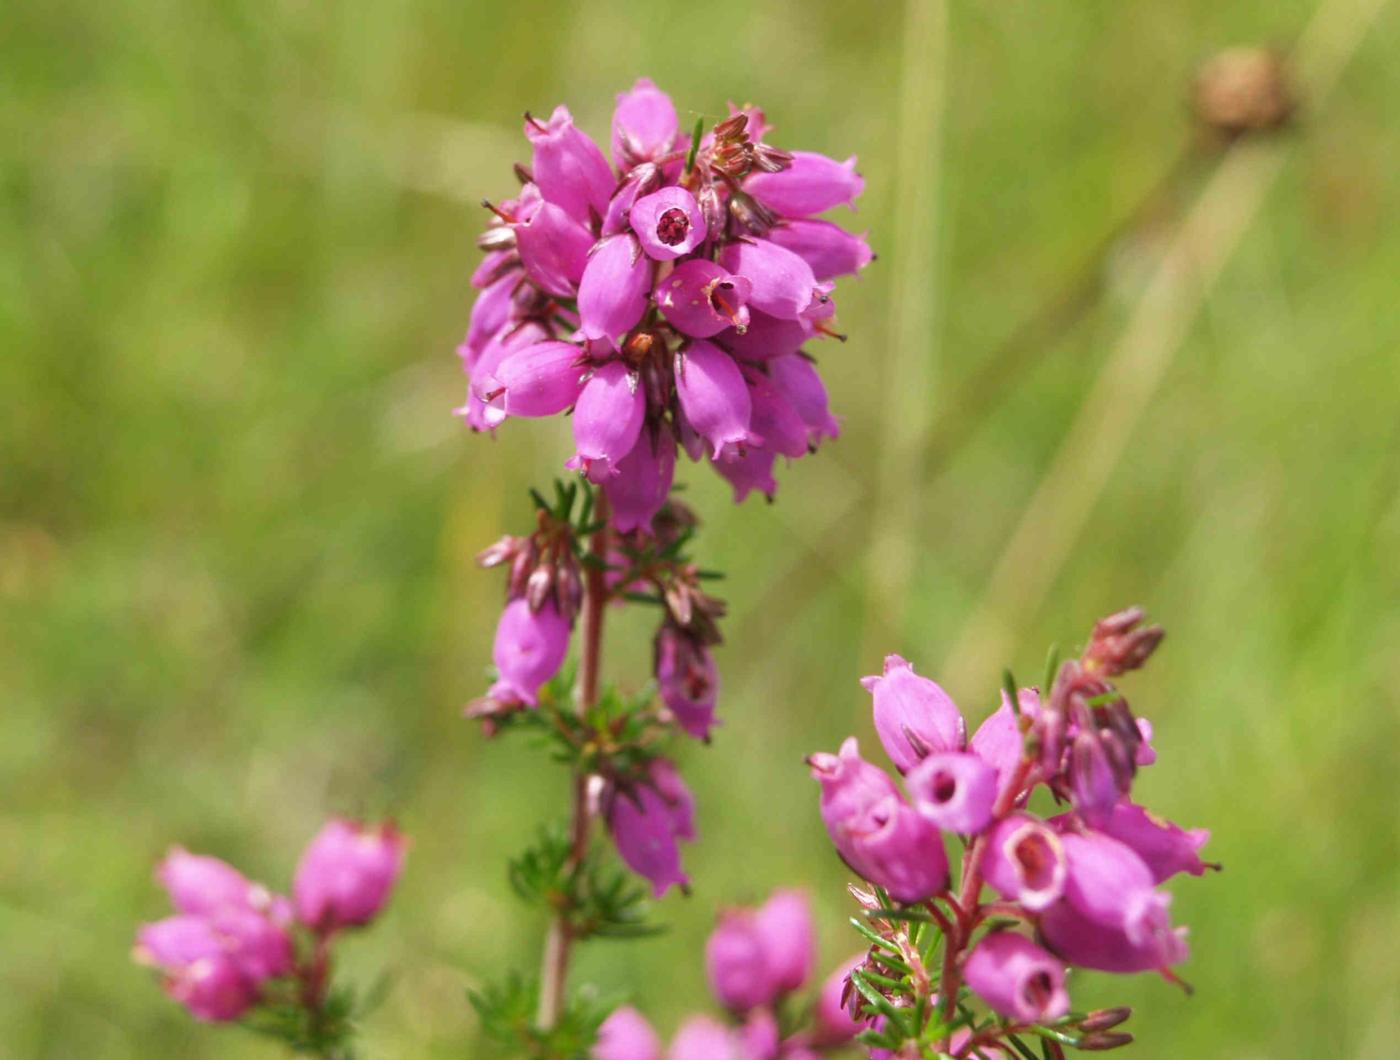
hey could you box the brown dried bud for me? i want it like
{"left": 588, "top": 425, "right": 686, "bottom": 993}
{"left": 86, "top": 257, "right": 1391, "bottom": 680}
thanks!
{"left": 526, "top": 563, "right": 554, "bottom": 611}
{"left": 476, "top": 224, "right": 517, "bottom": 251}
{"left": 712, "top": 112, "right": 749, "bottom": 142}
{"left": 751, "top": 143, "right": 794, "bottom": 173}
{"left": 1079, "top": 1008, "right": 1132, "bottom": 1033}
{"left": 1194, "top": 47, "right": 1294, "bottom": 140}
{"left": 1085, "top": 606, "right": 1164, "bottom": 676}
{"left": 508, "top": 540, "right": 538, "bottom": 598}
{"left": 1078, "top": 1031, "right": 1135, "bottom": 1051}
{"left": 729, "top": 193, "right": 777, "bottom": 236}
{"left": 476, "top": 535, "right": 523, "bottom": 569}
{"left": 697, "top": 184, "right": 726, "bottom": 242}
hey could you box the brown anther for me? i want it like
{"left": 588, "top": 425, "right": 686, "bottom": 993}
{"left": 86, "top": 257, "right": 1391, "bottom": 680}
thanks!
{"left": 655, "top": 207, "right": 691, "bottom": 245}
{"left": 712, "top": 113, "right": 749, "bottom": 141}
{"left": 523, "top": 110, "right": 547, "bottom": 133}
{"left": 512, "top": 161, "right": 534, "bottom": 186}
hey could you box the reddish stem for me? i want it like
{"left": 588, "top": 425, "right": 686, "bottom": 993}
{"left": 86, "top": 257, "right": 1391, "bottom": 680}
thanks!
{"left": 536, "top": 493, "right": 611, "bottom": 1029}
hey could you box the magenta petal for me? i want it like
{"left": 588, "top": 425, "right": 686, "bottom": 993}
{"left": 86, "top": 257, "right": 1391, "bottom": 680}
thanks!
{"left": 630, "top": 186, "right": 706, "bottom": 260}
{"left": 654, "top": 259, "right": 752, "bottom": 339}
{"left": 607, "top": 759, "right": 694, "bottom": 897}
{"left": 710, "top": 444, "right": 777, "bottom": 502}
{"left": 754, "top": 889, "right": 815, "bottom": 994}
{"left": 674, "top": 340, "right": 754, "bottom": 458}
{"left": 706, "top": 909, "right": 779, "bottom": 1011}
{"left": 497, "top": 341, "right": 586, "bottom": 417}
{"left": 964, "top": 933, "right": 1070, "bottom": 1023}
{"left": 1092, "top": 802, "right": 1215, "bottom": 883}
{"left": 982, "top": 814, "right": 1067, "bottom": 912}
{"left": 578, "top": 235, "right": 650, "bottom": 350}
{"left": 611, "top": 77, "right": 679, "bottom": 166}
{"left": 769, "top": 354, "right": 840, "bottom": 445}
{"left": 604, "top": 431, "right": 676, "bottom": 535}
{"left": 744, "top": 150, "right": 864, "bottom": 216}
{"left": 668, "top": 1017, "right": 740, "bottom": 1060}
{"left": 654, "top": 623, "right": 719, "bottom": 740}
{"left": 766, "top": 219, "right": 873, "bottom": 280}
{"left": 463, "top": 272, "right": 517, "bottom": 359}
{"left": 488, "top": 597, "right": 571, "bottom": 706}
{"left": 513, "top": 192, "right": 593, "bottom": 297}
{"left": 524, "top": 104, "right": 615, "bottom": 222}
{"left": 862, "top": 654, "right": 966, "bottom": 773}
{"left": 1040, "top": 897, "right": 1189, "bottom": 975}
{"left": 595, "top": 1007, "right": 662, "bottom": 1060}
{"left": 719, "top": 238, "right": 829, "bottom": 321}
{"left": 748, "top": 375, "right": 810, "bottom": 459}
{"left": 717, "top": 310, "right": 813, "bottom": 362}
{"left": 567, "top": 361, "right": 645, "bottom": 483}
{"left": 906, "top": 751, "right": 998, "bottom": 835}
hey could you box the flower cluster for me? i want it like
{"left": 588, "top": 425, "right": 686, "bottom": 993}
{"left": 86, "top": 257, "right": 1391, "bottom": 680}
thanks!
{"left": 807, "top": 608, "right": 1217, "bottom": 1056}
{"left": 456, "top": 78, "right": 866, "bottom": 522}
{"left": 134, "top": 820, "right": 405, "bottom": 1035}
{"left": 593, "top": 889, "right": 865, "bottom": 1059}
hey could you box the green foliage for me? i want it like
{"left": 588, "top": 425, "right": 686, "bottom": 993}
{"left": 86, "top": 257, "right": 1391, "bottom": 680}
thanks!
{"left": 508, "top": 827, "right": 663, "bottom": 943}
{"left": 467, "top": 974, "right": 612, "bottom": 1060}
{"left": 240, "top": 985, "right": 359, "bottom": 1059}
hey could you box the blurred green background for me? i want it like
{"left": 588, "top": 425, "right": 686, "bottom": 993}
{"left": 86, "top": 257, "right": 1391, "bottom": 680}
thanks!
{"left": 4, "top": 0, "right": 1398, "bottom": 1056}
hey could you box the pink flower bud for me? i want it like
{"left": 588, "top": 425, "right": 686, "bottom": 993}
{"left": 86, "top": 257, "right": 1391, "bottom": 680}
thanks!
{"left": 605, "top": 431, "right": 676, "bottom": 535}
{"left": 706, "top": 908, "right": 778, "bottom": 1011}
{"left": 982, "top": 813, "right": 1067, "bottom": 912}
{"left": 748, "top": 376, "right": 810, "bottom": 459}
{"left": 459, "top": 323, "right": 548, "bottom": 432}
{"left": 525, "top": 105, "right": 615, "bottom": 223}
{"left": 964, "top": 932, "right": 1070, "bottom": 1023}
{"left": 667, "top": 1016, "right": 741, "bottom": 1060}
{"left": 630, "top": 186, "right": 706, "bottom": 260}
{"left": 611, "top": 78, "right": 679, "bottom": 166}
{"left": 594, "top": 1006, "right": 662, "bottom": 1060}
{"left": 736, "top": 1009, "right": 780, "bottom": 1058}
{"left": 1059, "top": 830, "right": 1172, "bottom": 947}
{"left": 719, "top": 239, "right": 831, "bottom": 322}
{"left": 579, "top": 235, "right": 651, "bottom": 350}
{"left": 754, "top": 889, "right": 815, "bottom": 994}
{"left": 1068, "top": 730, "right": 1125, "bottom": 827}
{"left": 744, "top": 151, "right": 864, "bottom": 217}
{"left": 710, "top": 444, "right": 777, "bottom": 503}
{"left": 169, "top": 954, "right": 259, "bottom": 1022}
{"left": 862, "top": 655, "right": 966, "bottom": 773}
{"left": 292, "top": 819, "right": 406, "bottom": 932}
{"left": 654, "top": 624, "right": 718, "bottom": 740}
{"left": 717, "top": 311, "right": 812, "bottom": 362}
{"left": 768, "top": 354, "right": 840, "bottom": 447}
{"left": 905, "top": 751, "right": 998, "bottom": 835}
{"left": 765, "top": 220, "right": 873, "bottom": 280}
{"left": 496, "top": 341, "right": 587, "bottom": 417}
{"left": 566, "top": 362, "right": 646, "bottom": 483}
{"left": 135, "top": 914, "right": 225, "bottom": 969}
{"left": 1089, "top": 802, "right": 1215, "bottom": 883}
{"left": 489, "top": 597, "right": 571, "bottom": 706}
{"left": 155, "top": 849, "right": 257, "bottom": 916}
{"left": 813, "top": 955, "right": 866, "bottom": 1043}
{"left": 655, "top": 259, "right": 753, "bottom": 339}
{"left": 607, "top": 759, "right": 695, "bottom": 897}
{"left": 968, "top": 689, "right": 1038, "bottom": 804}
{"left": 462, "top": 271, "right": 516, "bottom": 358}
{"left": 809, "top": 738, "right": 947, "bottom": 902}
{"left": 206, "top": 906, "right": 294, "bottom": 982}
{"left": 512, "top": 189, "right": 593, "bottom": 297}
{"left": 674, "top": 341, "right": 755, "bottom": 458}
{"left": 1039, "top": 896, "right": 1189, "bottom": 975}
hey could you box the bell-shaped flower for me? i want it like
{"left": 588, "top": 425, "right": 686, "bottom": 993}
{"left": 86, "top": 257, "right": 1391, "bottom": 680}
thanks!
{"left": 607, "top": 759, "right": 695, "bottom": 897}
{"left": 155, "top": 849, "right": 259, "bottom": 917}
{"left": 605, "top": 431, "right": 676, "bottom": 535}
{"left": 630, "top": 186, "right": 707, "bottom": 260}
{"left": 719, "top": 239, "right": 831, "bottom": 321}
{"left": 654, "top": 259, "right": 752, "bottom": 338}
{"left": 594, "top": 1006, "right": 662, "bottom": 1060}
{"left": 905, "top": 751, "right": 998, "bottom": 835}
{"left": 167, "top": 953, "right": 259, "bottom": 1022}
{"left": 667, "top": 1016, "right": 742, "bottom": 1060}
{"left": 717, "top": 310, "right": 812, "bottom": 362}
{"left": 765, "top": 219, "right": 873, "bottom": 280}
{"left": 512, "top": 190, "right": 593, "bottom": 297}
{"left": 812, "top": 955, "right": 866, "bottom": 1044}
{"left": 744, "top": 150, "right": 864, "bottom": 216}
{"left": 711, "top": 444, "right": 777, "bottom": 503}
{"left": 981, "top": 813, "right": 1067, "bottom": 912}
{"left": 292, "top": 819, "right": 406, "bottom": 933}
{"left": 968, "top": 689, "right": 1038, "bottom": 804}
{"left": 611, "top": 78, "right": 679, "bottom": 166}
{"left": 566, "top": 361, "right": 646, "bottom": 483}
{"left": 525, "top": 105, "right": 615, "bottom": 223}
{"left": 496, "top": 341, "right": 587, "bottom": 417}
{"left": 206, "top": 906, "right": 293, "bottom": 982}
{"left": 1090, "top": 802, "right": 1216, "bottom": 883}
{"left": 964, "top": 932, "right": 1070, "bottom": 1023}
{"left": 748, "top": 376, "right": 810, "bottom": 459}
{"left": 462, "top": 271, "right": 517, "bottom": 359}
{"left": 706, "top": 908, "right": 779, "bottom": 1011}
{"left": 654, "top": 623, "right": 718, "bottom": 740}
{"left": 1059, "top": 829, "right": 1173, "bottom": 947}
{"left": 1039, "top": 896, "right": 1189, "bottom": 976}
{"left": 579, "top": 235, "right": 651, "bottom": 350}
{"left": 754, "top": 889, "right": 815, "bottom": 994}
{"left": 1068, "top": 729, "right": 1128, "bottom": 827}
{"left": 862, "top": 655, "right": 966, "bottom": 773}
{"left": 488, "top": 596, "right": 571, "bottom": 706}
{"left": 769, "top": 354, "right": 840, "bottom": 446}
{"left": 674, "top": 341, "right": 754, "bottom": 458}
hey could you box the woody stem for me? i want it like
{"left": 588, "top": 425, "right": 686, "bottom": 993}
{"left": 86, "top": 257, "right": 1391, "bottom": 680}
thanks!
{"left": 536, "top": 492, "right": 611, "bottom": 1030}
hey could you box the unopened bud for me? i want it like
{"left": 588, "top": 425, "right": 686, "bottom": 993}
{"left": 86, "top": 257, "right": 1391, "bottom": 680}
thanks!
{"left": 712, "top": 113, "right": 749, "bottom": 142}
{"left": 1079, "top": 1030, "right": 1135, "bottom": 1051}
{"left": 476, "top": 225, "right": 517, "bottom": 251}
{"left": 1079, "top": 1008, "right": 1132, "bottom": 1033}
{"left": 751, "top": 143, "right": 794, "bottom": 173}
{"left": 698, "top": 185, "right": 726, "bottom": 242}
{"left": 476, "top": 535, "right": 522, "bottom": 569}
{"left": 1086, "top": 606, "right": 1164, "bottom": 676}
{"left": 526, "top": 563, "right": 554, "bottom": 611}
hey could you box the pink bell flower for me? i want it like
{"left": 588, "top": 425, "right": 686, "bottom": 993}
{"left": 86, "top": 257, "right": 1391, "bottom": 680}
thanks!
{"left": 706, "top": 908, "right": 779, "bottom": 1011}
{"left": 718, "top": 239, "right": 831, "bottom": 321}
{"left": 744, "top": 150, "right": 864, "bottom": 216}
{"left": 1089, "top": 802, "right": 1216, "bottom": 883}
{"left": 667, "top": 1016, "right": 742, "bottom": 1060}
{"left": 981, "top": 813, "right": 1067, "bottom": 912}
{"left": 968, "top": 689, "right": 1038, "bottom": 804}
{"left": 905, "top": 751, "right": 998, "bottom": 835}
{"left": 567, "top": 361, "right": 646, "bottom": 483}
{"left": 1059, "top": 829, "right": 1174, "bottom": 946}
{"left": 674, "top": 340, "right": 755, "bottom": 458}
{"left": 768, "top": 354, "right": 840, "bottom": 447}
{"left": 525, "top": 105, "right": 615, "bottom": 223}
{"left": 607, "top": 759, "right": 695, "bottom": 897}
{"left": 1039, "top": 896, "right": 1189, "bottom": 976}
{"left": 753, "top": 889, "right": 815, "bottom": 994}
{"left": 765, "top": 219, "right": 873, "bottom": 280}
{"left": 594, "top": 1006, "right": 662, "bottom": 1060}
{"left": 963, "top": 932, "right": 1070, "bottom": 1023}
{"left": 611, "top": 77, "right": 679, "bottom": 167}
{"left": 654, "top": 259, "right": 752, "bottom": 338}
{"left": 862, "top": 655, "right": 966, "bottom": 773}
{"left": 710, "top": 444, "right": 777, "bottom": 503}
{"left": 155, "top": 849, "right": 259, "bottom": 917}
{"left": 292, "top": 819, "right": 406, "bottom": 933}
{"left": 631, "top": 186, "right": 707, "bottom": 260}
{"left": 489, "top": 596, "right": 571, "bottom": 706}
{"left": 605, "top": 431, "right": 677, "bottom": 535}
{"left": 496, "top": 341, "right": 588, "bottom": 417}
{"left": 512, "top": 189, "right": 593, "bottom": 297}
{"left": 717, "top": 310, "right": 812, "bottom": 362}
{"left": 654, "top": 623, "right": 719, "bottom": 740}
{"left": 579, "top": 235, "right": 651, "bottom": 350}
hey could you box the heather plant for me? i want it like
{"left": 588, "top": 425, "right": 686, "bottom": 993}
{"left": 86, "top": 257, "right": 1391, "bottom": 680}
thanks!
{"left": 457, "top": 79, "right": 867, "bottom": 1053}
{"left": 133, "top": 820, "right": 405, "bottom": 1057}
{"left": 803, "top": 608, "right": 1217, "bottom": 1058}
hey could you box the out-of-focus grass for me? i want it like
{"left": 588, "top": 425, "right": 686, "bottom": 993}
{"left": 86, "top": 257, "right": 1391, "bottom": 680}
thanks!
{"left": 3, "top": 1, "right": 1399, "bottom": 1056}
